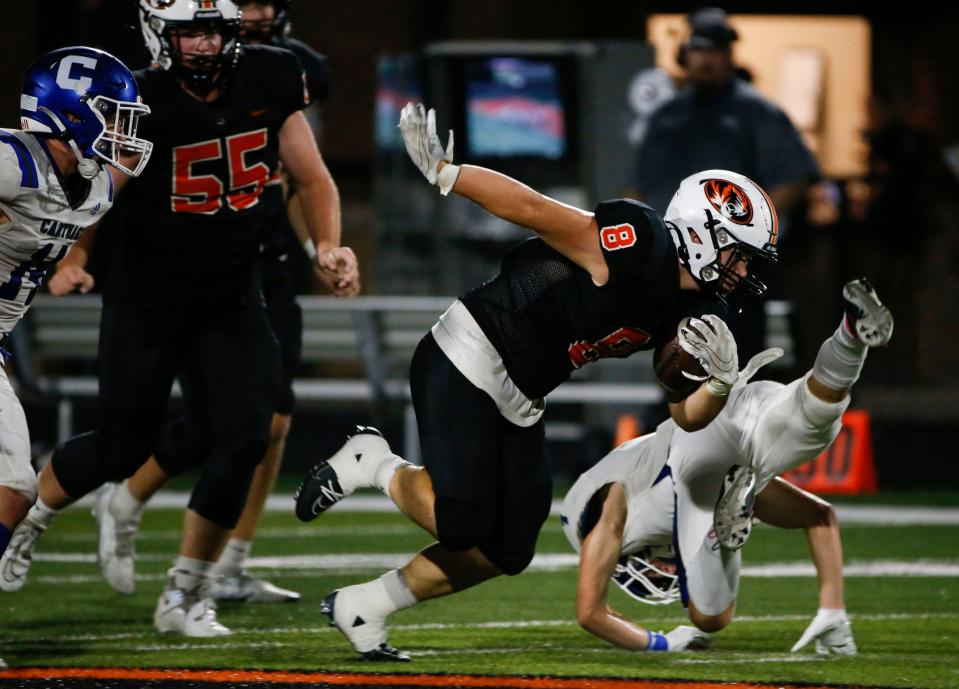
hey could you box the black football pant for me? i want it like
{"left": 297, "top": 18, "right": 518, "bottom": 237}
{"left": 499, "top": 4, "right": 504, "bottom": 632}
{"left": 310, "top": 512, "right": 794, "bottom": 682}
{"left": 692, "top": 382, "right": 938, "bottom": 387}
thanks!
{"left": 153, "top": 251, "right": 301, "bottom": 483}
{"left": 50, "top": 299, "right": 281, "bottom": 529}
{"left": 409, "top": 333, "right": 553, "bottom": 575}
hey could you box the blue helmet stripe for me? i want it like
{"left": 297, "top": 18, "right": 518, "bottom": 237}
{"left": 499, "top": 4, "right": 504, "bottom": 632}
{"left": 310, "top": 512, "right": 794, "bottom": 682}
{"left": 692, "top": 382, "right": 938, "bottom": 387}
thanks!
{"left": 0, "top": 134, "right": 38, "bottom": 189}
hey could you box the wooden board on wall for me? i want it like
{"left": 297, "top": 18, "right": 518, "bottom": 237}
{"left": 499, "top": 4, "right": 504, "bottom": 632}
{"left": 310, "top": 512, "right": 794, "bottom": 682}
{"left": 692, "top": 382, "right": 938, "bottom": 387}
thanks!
{"left": 647, "top": 14, "right": 871, "bottom": 178}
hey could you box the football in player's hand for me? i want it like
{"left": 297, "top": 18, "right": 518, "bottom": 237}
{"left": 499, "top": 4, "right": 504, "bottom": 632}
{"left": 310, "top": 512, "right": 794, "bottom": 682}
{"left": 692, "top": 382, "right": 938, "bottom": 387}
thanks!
{"left": 654, "top": 335, "right": 707, "bottom": 401}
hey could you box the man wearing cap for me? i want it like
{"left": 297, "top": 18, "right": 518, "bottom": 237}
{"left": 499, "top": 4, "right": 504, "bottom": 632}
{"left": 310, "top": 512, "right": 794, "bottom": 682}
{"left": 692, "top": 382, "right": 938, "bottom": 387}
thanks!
{"left": 633, "top": 8, "right": 819, "bottom": 361}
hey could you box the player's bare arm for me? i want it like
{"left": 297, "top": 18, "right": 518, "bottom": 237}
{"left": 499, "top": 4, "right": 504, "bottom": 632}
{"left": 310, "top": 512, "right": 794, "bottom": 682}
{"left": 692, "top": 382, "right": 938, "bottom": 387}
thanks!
{"left": 575, "top": 483, "right": 654, "bottom": 650}
{"left": 668, "top": 384, "right": 730, "bottom": 432}
{"left": 443, "top": 164, "right": 608, "bottom": 283}
{"left": 756, "top": 477, "right": 844, "bottom": 608}
{"left": 754, "top": 477, "right": 855, "bottom": 654}
{"left": 278, "top": 109, "right": 358, "bottom": 296}
{"left": 575, "top": 484, "right": 709, "bottom": 652}
{"left": 398, "top": 102, "right": 608, "bottom": 283}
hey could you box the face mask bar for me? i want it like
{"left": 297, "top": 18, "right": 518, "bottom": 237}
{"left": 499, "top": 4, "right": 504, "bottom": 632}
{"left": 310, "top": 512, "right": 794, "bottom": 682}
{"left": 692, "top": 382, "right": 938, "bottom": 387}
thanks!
{"left": 89, "top": 95, "right": 153, "bottom": 177}
{"left": 611, "top": 555, "right": 680, "bottom": 606}
{"left": 701, "top": 217, "right": 777, "bottom": 304}
{"left": 166, "top": 20, "right": 240, "bottom": 95}
{"left": 713, "top": 245, "right": 767, "bottom": 298}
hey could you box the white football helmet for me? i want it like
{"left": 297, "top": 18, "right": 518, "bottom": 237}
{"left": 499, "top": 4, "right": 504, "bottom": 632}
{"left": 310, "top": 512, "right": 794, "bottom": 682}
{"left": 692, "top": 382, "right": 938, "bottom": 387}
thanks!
{"left": 611, "top": 548, "right": 680, "bottom": 606}
{"left": 665, "top": 170, "right": 778, "bottom": 299}
{"left": 139, "top": 0, "right": 241, "bottom": 94}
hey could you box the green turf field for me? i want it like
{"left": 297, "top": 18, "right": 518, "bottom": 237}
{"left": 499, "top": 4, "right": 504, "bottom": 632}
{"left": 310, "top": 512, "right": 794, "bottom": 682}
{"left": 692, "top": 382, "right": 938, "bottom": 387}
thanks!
{"left": 2, "top": 493, "right": 957, "bottom": 689}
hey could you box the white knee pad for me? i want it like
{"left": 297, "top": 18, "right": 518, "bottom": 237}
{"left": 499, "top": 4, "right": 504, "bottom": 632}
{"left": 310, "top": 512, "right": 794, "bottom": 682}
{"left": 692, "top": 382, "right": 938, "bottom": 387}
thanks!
{"left": 0, "top": 440, "right": 37, "bottom": 504}
{"left": 1, "top": 467, "right": 38, "bottom": 504}
{"left": 0, "top": 378, "right": 37, "bottom": 503}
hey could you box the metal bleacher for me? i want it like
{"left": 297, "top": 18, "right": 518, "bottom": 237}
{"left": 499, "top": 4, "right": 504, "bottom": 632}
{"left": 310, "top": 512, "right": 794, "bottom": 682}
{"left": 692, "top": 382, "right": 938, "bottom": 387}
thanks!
{"left": 17, "top": 294, "right": 697, "bottom": 463}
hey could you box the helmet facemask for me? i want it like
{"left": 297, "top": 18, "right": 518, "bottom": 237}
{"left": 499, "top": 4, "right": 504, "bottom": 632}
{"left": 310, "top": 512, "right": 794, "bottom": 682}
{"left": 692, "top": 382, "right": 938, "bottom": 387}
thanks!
{"left": 164, "top": 19, "right": 240, "bottom": 95}
{"left": 695, "top": 219, "right": 774, "bottom": 305}
{"left": 88, "top": 95, "right": 153, "bottom": 177}
{"left": 611, "top": 553, "right": 680, "bottom": 606}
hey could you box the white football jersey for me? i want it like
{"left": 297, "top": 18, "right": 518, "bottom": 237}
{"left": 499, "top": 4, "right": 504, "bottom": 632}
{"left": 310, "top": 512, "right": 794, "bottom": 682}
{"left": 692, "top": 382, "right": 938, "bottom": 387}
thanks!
{"left": 563, "top": 376, "right": 849, "bottom": 560}
{"left": 560, "top": 421, "right": 676, "bottom": 556}
{"left": 0, "top": 129, "right": 113, "bottom": 333}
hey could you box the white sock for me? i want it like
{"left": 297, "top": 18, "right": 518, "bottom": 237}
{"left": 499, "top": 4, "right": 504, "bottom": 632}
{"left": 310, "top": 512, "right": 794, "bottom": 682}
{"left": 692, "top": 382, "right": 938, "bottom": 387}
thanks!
{"left": 346, "top": 569, "right": 417, "bottom": 620}
{"left": 812, "top": 321, "right": 868, "bottom": 391}
{"left": 26, "top": 497, "right": 59, "bottom": 528}
{"left": 211, "top": 538, "right": 251, "bottom": 576}
{"left": 108, "top": 481, "right": 144, "bottom": 522}
{"left": 380, "top": 568, "right": 417, "bottom": 610}
{"left": 172, "top": 556, "right": 213, "bottom": 593}
{"left": 375, "top": 456, "right": 414, "bottom": 498}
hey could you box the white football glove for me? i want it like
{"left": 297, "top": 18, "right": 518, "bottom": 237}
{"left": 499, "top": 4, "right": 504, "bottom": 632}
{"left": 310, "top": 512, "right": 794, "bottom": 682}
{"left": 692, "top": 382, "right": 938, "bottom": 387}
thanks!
{"left": 664, "top": 625, "right": 711, "bottom": 652}
{"left": 398, "top": 102, "right": 454, "bottom": 187}
{"left": 791, "top": 608, "right": 858, "bottom": 656}
{"left": 677, "top": 314, "right": 739, "bottom": 393}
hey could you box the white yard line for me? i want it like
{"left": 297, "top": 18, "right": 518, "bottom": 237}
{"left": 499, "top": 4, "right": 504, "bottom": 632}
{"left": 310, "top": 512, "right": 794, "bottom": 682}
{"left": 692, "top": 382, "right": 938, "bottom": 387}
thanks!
{"left": 7, "top": 612, "right": 959, "bottom": 647}
{"left": 676, "top": 655, "right": 826, "bottom": 665}
{"left": 70, "top": 492, "right": 959, "bottom": 525}
{"left": 32, "top": 552, "right": 959, "bottom": 577}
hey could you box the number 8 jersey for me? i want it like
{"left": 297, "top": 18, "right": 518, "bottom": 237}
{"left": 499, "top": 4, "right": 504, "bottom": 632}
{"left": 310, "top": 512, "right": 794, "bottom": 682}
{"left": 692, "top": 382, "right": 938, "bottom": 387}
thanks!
{"left": 460, "top": 199, "right": 722, "bottom": 399}
{"left": 0, "top": 129, "right": 113, "bottom": 333}
{"left": 106, "top": 44, "right": 308, "bottom": 307}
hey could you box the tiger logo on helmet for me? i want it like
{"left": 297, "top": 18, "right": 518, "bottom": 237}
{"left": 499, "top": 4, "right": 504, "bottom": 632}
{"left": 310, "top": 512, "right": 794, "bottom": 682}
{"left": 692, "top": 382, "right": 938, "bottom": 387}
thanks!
{"left": 703, "top": 178, "right": 753, "bottom": 225}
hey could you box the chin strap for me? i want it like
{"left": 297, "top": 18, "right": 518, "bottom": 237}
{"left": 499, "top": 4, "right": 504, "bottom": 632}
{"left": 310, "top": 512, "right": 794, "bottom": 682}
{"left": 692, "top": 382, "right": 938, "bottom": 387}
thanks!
{"left": 38, "top": 106, "right": 101, "bottom": 179}
{"left": 67, "top": 139, "right": 100, "bottom": 179}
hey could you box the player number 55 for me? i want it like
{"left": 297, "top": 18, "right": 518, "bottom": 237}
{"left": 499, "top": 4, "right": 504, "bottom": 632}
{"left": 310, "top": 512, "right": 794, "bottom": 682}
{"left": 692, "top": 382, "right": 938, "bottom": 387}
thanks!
{"left": 172, "top": 129, "right": 270, "bottom": 214}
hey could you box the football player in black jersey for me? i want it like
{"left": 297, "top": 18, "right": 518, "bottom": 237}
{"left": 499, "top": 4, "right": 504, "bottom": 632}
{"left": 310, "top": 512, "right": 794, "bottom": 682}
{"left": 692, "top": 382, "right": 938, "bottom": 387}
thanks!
{"left": 72, "top": 0, "right": 339, "bottom": 608}
{"left": 204, "top": 0, "right": 331, "bottom": 604}
{"left": 12, "top": 0, "right": 358, "bottom": 637}
{"left": 292, "top": 103, "right": 779, "bottom": 660}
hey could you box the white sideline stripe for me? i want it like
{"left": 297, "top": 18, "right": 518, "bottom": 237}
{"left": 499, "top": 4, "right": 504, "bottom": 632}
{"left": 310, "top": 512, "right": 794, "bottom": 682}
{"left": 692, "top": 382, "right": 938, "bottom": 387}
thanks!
{"left": 677, "top": 655, "right": 826, "bottom": 665}
{"left": 7, "top": 612, "right": 959, "bottom": 646}
{"left": 54, "top": 523, "right": 566, "bottom": 543}
{"left": 32, "top": 552, "right": 959, "bottom": 577}
{"left": 53, "top": 524, "right": 425, "bottom": 543}
{"left": 70, "top": 492, "right": 959, "bottom": 525}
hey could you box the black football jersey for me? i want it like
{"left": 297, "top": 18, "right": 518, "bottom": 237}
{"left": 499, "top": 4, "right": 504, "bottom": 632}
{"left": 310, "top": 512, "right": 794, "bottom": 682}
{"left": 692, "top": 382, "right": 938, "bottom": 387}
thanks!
{"left": 461, "top": 199, "right": 721, "bottom": 399}
{"left": 277, "top": 36, "right": 330, "bottom": 103}
{"left": 105, "top": 44, "right": 308, "bottom": 305}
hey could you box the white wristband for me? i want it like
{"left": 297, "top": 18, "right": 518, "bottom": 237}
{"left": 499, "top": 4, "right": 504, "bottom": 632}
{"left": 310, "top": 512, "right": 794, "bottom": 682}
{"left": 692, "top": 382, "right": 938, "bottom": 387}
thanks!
{"left": 437, "top": 163, "right": 460, "bottom": 196}
{"left": 706, "top": 377, "right": 733, "bottom": 396}
{"left": 302, "top": 238, "right": 317, "bottom": 260}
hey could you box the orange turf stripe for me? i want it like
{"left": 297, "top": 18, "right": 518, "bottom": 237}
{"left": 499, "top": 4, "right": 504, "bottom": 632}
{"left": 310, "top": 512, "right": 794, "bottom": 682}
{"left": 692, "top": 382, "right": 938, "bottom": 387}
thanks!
{"left": 0, "top": 667, "right": 844, "bottom": 689}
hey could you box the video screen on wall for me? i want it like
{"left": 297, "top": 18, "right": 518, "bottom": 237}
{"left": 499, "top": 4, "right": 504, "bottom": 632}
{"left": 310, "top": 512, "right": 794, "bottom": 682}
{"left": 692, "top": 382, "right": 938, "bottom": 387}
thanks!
{"left": 463, "top": 57, "right": 568, "bottom": 160}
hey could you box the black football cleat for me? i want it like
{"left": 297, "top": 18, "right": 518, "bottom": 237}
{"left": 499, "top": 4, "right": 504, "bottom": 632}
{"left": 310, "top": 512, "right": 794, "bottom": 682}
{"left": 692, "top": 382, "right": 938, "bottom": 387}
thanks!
{"left": 294, "top": 426, "right": 389, "bottom": 522}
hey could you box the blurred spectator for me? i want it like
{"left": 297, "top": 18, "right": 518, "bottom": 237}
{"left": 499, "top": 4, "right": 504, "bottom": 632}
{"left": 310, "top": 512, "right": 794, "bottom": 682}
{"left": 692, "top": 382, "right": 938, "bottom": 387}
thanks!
{"left": 632, "top": 7, "right": 819, "bottom": 362}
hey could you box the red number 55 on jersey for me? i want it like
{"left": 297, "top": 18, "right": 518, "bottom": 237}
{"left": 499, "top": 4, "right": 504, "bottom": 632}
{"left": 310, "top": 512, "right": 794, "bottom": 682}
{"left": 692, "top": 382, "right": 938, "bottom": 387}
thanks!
{"left": 172, "top": 129, "right": 270, "bottom": 214}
